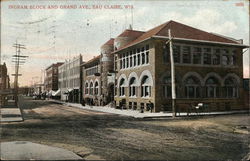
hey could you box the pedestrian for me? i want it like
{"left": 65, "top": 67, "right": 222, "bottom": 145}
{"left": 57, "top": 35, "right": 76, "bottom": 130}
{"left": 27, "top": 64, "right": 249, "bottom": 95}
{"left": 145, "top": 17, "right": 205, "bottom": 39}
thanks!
{"left": 100, "top": 99, "right": 103, "bottom": 106}
{"left": 94, "top": 97, "right": 98, "bottom": 106}
{"left": 81, "top": 99, "right": 85, "bottom": 106}
{"left": 140, "top": 105, "right": 144, "bottom": 113}
{"left": 119, "top": 100, "right": 122, "bottom": 109}
{"left": 149, "top": 101, "right": 154, "bottom": 113}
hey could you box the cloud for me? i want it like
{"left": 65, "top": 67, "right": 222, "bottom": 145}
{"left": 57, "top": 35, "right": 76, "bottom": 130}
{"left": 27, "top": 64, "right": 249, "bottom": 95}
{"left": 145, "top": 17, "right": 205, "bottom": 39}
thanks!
{"left": 161, "top": 9, "right": 238, "bottom": 35}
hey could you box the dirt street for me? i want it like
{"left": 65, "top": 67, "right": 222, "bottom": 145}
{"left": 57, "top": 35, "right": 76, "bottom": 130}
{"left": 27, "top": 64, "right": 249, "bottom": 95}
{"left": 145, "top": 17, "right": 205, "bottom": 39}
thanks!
{"left": 1, "top": 97, "right": 249, "bottom": 160}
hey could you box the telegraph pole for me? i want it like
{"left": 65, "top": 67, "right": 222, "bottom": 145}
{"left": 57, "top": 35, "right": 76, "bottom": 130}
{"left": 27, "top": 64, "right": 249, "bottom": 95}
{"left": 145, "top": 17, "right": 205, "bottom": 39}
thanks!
{"left": 167, "top": 29, "right": 176, "bottom": 117}
{"left": 12, "top": 41, "right": 28, "bottom": 105}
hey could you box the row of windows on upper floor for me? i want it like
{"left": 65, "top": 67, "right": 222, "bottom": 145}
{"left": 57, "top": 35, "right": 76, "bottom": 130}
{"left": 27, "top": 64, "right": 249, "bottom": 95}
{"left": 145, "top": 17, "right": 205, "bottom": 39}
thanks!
{"left": 163, "top": 44, "right": 238, "bottom": 66}
{"left": 115, "top": 44, "right": 238, "bottom": 70}
{"left": 58, "top": 67, "right": 80, "bottom": 79}
{"left": 118, "top": 44, "right": 150, "bottom": 69}
{"left": 59, "top": 78, "right": 80, "bottom": 88}
{"left": 86, "top": 66, "right": 99, "bottom": 76}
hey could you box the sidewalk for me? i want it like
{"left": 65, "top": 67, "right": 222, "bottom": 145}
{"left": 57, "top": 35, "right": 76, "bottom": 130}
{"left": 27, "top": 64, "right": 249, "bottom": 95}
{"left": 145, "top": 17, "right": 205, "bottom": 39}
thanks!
{"left": 1, "top": 141, "right": 83, "bottom": 160}
{"left": 1, "top": 99, "right": 23, "bottom": 122}
{"left": 50, "top": 100, "right": 249, "bottom": 118}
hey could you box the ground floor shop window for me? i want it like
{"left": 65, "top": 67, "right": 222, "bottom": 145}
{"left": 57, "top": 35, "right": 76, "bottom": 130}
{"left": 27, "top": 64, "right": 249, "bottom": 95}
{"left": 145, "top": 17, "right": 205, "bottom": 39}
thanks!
{"left": 205, "top": 77, "right": 219, "bottom": 98}
{"left": 224, "top": 77, "right": 238, "bottom": 98}
{"left": 184, "top": 76, "right": 201, "bottom": 98}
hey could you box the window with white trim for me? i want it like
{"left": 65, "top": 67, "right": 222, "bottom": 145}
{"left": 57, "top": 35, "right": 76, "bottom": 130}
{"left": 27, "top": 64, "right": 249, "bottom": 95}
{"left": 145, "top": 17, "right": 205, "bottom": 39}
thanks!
{"left": 119, "top": 78, "right": 126, "bottom": 96}
{"left": 141, "top": 76, "right": 151, "bottom": 97}
{"left": 90, "top": 82, "right": 93, "bottom": 95}
{"left": 94, "top": 81, "right": 99, "bottom": 95}
{"left": 129, "top": 77, "right": 137, "bottom": 97}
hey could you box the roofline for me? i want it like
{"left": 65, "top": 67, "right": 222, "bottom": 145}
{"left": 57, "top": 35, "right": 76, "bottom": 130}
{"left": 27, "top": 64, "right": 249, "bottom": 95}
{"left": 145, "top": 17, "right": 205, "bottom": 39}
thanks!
{"left": 153, "top": 35, "right": 249, "bottom": 48}
{"left": 113, "top": 37, "right": 152, "bottom": 54}
{"left": 82, "top": 56, "right": 101, "bottom": 66}
{"left": 209, "top": 32, "right": 242, "bottom": 43}
{"left": 45, "top": 62, "right": 64, "bottom": 70}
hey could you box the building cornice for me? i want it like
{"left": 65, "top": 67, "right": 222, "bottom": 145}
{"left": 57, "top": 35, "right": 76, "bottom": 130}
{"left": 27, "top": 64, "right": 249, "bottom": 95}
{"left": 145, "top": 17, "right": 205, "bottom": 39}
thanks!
{"left": 152, "top": 35, "right": 249, "bottom": 48}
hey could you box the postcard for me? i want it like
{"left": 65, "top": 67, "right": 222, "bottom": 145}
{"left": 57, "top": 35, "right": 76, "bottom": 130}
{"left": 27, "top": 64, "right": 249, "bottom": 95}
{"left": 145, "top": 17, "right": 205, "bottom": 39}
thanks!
{"left": 1, "top": 0, "right": 249, "bottom": 160}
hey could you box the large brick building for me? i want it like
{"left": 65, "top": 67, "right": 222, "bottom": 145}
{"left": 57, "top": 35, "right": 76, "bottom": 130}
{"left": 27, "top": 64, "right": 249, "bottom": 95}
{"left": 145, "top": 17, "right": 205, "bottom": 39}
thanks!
{"left": 82, "top": 55, "right": 102, "bottom": 105}
{"left": 112, "top": 20, "right": 248, "bottom": 112}
{"left": 45, "top": 62, "right": 64, "bottom": 92}
{"left": 58, "top": 55, "right": 83, "bottom": 103}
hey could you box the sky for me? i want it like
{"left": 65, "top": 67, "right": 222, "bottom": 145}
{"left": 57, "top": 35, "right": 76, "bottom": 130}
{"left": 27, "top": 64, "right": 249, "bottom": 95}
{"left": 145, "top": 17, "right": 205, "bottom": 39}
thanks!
{"left": 1, "top": 0, "right": 249, "bottom": 86}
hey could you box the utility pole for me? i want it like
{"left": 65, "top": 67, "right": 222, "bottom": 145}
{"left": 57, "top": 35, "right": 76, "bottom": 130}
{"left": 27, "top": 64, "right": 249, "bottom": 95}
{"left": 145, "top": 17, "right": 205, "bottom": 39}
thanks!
{"left": 12, "top": 41, "right": 28, "bottom": 105}
{"left": 167, "top": 29, "right": 176, "bottom": 117}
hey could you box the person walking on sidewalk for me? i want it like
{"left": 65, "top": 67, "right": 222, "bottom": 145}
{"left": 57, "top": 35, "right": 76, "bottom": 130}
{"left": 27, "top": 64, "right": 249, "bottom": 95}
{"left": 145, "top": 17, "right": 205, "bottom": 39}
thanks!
{"left": 149, "top": 101, "right": 154, "bottom": 113}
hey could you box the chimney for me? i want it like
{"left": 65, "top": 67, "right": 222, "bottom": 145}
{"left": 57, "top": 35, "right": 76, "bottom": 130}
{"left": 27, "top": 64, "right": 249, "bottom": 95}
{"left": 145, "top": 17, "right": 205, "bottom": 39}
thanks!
{"left": 129, "top": 24, "right": 133, "bottom": 30}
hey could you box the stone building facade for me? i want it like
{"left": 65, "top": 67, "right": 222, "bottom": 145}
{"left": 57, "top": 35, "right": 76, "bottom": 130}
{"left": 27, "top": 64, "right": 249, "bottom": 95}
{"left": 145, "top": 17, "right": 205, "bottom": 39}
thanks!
{"left": 82, "top": 55, "right": 102, "bottom": 105}
{"left": 58, "top": 55, "right": 82, "bottom": 103}
{"left": 113, "top": 20, "right": 248, "bottom": 112}
{"left": 100, "top": 38, "right": 115, "bottom": 105}
{"left": 45, "top": 62, "right": 63, "bottom": 92}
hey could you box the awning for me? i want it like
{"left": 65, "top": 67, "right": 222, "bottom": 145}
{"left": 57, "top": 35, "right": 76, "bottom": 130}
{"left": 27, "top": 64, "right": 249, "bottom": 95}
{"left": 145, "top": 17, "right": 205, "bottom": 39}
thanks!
{"left": 52, "top": 89, "right": 61, "bottom": 96}
{"left": 68, "top": 88, "right": 74, "bottom": 92}
{"left": 48, "top": 90, "right": 56, "bottom": 96}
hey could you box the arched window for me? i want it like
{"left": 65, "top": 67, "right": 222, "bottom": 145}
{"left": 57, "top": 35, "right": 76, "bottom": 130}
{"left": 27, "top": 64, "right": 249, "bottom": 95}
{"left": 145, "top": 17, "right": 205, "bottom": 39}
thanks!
{"left": 162, "top": 76, "right": 178, "bottom": 98}
{"left": 184, "top": 76, "right": 201, "bottom": 98}
{"left": 141, "top": 76, "right": 151, "bottom": 97}
{"left": 205, "top": 77, "right": 219, "bottom": 98}
{"left": 94, "top": 81, "right": 99, "bottom": 95}
{"left": 90, "top": 82, "right": 93, "bottom": 95}
{"left": 85, "top": 82, "right": 89, "bottom": 94}
{"left": 119, "top": 78, "right": 125, "bottom": 96}
{"left": 129, "top": 77, "right": 137, "bottom": 97}
{"left": 224, "top": 77, "right": 238, "bottom": 98}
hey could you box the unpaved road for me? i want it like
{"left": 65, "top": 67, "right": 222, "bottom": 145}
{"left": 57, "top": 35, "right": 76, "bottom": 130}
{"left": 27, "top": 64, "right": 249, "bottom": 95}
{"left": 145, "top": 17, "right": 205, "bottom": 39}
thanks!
{"left": 1, "top": 97, "right": 249, "bottom": 160}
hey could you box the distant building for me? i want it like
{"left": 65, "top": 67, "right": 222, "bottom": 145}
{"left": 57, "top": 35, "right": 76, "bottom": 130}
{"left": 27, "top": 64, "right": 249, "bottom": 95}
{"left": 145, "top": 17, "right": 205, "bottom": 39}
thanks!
{"left": 0, "top": 62, "right": 10, "bottom": 90}
{"left": 0, "top": 62, "right": 10, "bottom": 106}
{"left": 58, "top": 55, "right": 83, "bottom": 103}
{"left": 45, "top": 62, "right": 64, "bottom": 92}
